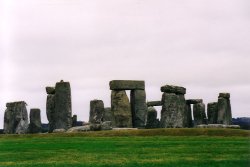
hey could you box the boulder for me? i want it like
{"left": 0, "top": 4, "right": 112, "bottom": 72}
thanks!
{"left": 217, "top": 93, "right": 232, "bottom": 125}
{"left": 147, "top": 101, "right": 162, "bottom": 107}
{"left": 89, "top": 100, "right": 104, "bottom": 124}
{"left": 29, "top": 108, "right": 42, "bottom": 133}
{"left": 109, "top": 80, "right": 145, "bottom": 90}
{"left": 53, "top": 129, "right": 66, "bottom": 133}
{"left": 67, "top": 125, "right": 91, "bottom": 132}
{"left": 207, "top": 102, "right": 218, "bottom": 124}
{"left": 4, "top": 101, "right": 29, "bottom": 134}
{"left": 111, "top": 90, "right": 132, "bottom": 128}
{"left": 193, "top": 103, "right": 207, "bottom": 126}
{"left": 90, "top": 124, "right": 102, "bottom": 131}
{"left": 101, "top": 121, "right": 112, "bottom": 130}
{"left": 186, "top": 99, "right": 203, "bottom": 104}
{"left": 160, "top": 85, "right": 186, "bottom": 95}
{"left": 146, "top": 107, "right": 160, "bottom": 129}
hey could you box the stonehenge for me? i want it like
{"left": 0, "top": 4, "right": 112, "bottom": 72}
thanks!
{"left": 193, "top": 102, "right": 207, "bottom": 126}
{"left": 217, "top": 93, "right": 232, "bottom": 125}
{"left": 147, "top": 101, "right": 162, "bottom": 107}
{"left": 146, "top": 107, "right": 160, "bottom": 128}
{"left": 29, "top": 108, "right": 42, "bottom": 133}
{"left": 207, "top": 102, "right": 218, "bottom": 124}
{"left": 89, "top": 100, "right": 104, "bottom": 124}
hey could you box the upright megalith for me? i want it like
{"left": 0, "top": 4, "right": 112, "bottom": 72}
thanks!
{"left": 111, "top": 90, "right": 132, "bottom": 128}
{"left": 160, "top": 85, "right": 187, "bottom": 128}
{"left": 29, "top": 108, "right": 42, "bottom": 133}
{"left": 4, "top": 101, "right": 29, "bottom": 134}
{"left": 103, "top": 107, "right": 115, "bottom": 126}
{"left": 217, "top": 93, "right": 232, "bottom": 125}
{"left": 89, "top": 100, "right": 104, "bottom": 124}
{"left": 72, "top": 115, "right": 77, "bottom": 127}
{"left": 131, "top": 90, "right": 147, "bottom": 128}
{"left": 207, "top": 102, "right": 218, "bottom": 124}
{"left": 46, "top": 80, "right": 72, "bottom": 132}
{"left": 146, "top": 107, "right": 160, "bottom": 128}
{"left": 185, "top": 99, "right": 203, "bottom": 128}
{"left": 193, "top": 102, "right": 207, "bottom": 126}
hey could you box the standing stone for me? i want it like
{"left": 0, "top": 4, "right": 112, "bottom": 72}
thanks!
{"left": 146, "top": 107, "right": 160, "bottom": 129}
{"left": 207, "top": 102, "right": 218, "bottom": 124}
{"left": 4, "top": 101, "right": 29, "bottom": 134}
{"left": 193, "top": 103, "right": 207, "bottom": 126}
{"left": 111, "top": 90, "right": 132, "bottom": 128}
{"left": 89, "top": 100, "right": 104, "bottom": 124}
{"left": 217, "top": 93, "right": 232, "bottom": 125}
{"left": 29, "top": 108, "right": 42, "bottom": 133}
{"left": 160, "top": 92, "right": 187, "bottom": 128}
{"left": 130, "top": 90, "right": 147, "bottom": 128}
{"left": 184, "top": 103, "right": 193, "bottom": 128}
{"left": 46, "top": 94, "right": 55, "bottom": 132}
{"left": 103, "top": 107, "right": 115, "bottom": 126}
{"left": 72, "top": 115, "right": 77, "bottom": 127}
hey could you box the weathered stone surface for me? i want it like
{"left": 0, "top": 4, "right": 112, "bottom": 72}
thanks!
{"left": 103, "top": 107, "right": 115, "bottom": 126}
{"left": 160, "top": 85, "right": 186, "bottom": 95}
{"left": 4, "top": 101, "right": 29, "bottom": 134}
{"left": 146, "top": 107, "right": 160, "bottom": 129}
{"left": 196, "top": 124, "right": 240, "bottom": 129}
{"left": 184, "top": 104, "right": 193, "bottom": 127}
{"left": 193, "top": 103, "right": 207, "bottom": 126}
{"left": 29, "top": 108, "right": 42, "bottom": 133}
{"left": 89, "top": 100, "right": 104, "bottom": 124}
{"left": 110, "top": 80, "right": 145, "bottom": 90}
{"left": 53, "top": 129, "right": 66, "bottom": 133}
{"left": 207, "top": 102, "right": 218, "bottom": 124}
{"left": 218, "top": 94, "right": 232, "bottom": 125}
{"left": 67, "top": 125, "right": 90, "bottom": 132}
{"left": 72, "top": 115, "right": 77, "bottom": 127}
{"left": 160, "top": 93, "right": 187, "bottom": 128}
{"left": 54, "top": 81, "right": 72, "bottom": 130}
{"left": 186, "top": 99, "right": 203, "bottom": 104}
{"left": 101, "top": 121, "right": 112, "bottom": 130}
{"left": 131, "top": 90, "right": 147, "bottom": 128}
{"left": 46, "top": 94, "right": 55, "bottom": 132}
{"left": 46, "top": 87, "right": 55, "bottom": 94}
{"left": 111, "top": 90, "right": 132, "bottom": 128}
{"left": 219, "top": 93, "right": 230, "bottom": 99}
{"left": 90, "top": 124, "right": 102, "bottom": 131}
{"left": 147, "top": 101, "right": 162, "bottom": 107}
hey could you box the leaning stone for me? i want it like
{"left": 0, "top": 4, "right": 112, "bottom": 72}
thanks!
{"left": 29, "top": 108, "right": 42, "bottom": 133}
{"left": 193, "top": 103, "right": 207, "bottom": 126}
{"left": 109, "top": 80, "right": 145, "bottom": 90}
{"left": 147, "top": 101, "right": 162, "bottom": 107}
{"left": 101, "top": 121, "right": 112, "bottom": 130}
{"left": 160, "top": 85, "right": 186, "bottom": 95}
{"left": 4, "top": 101, "right": 29, "bottom": 134}
{"left": 131, "top": 90, "right": 147, "bottom": 128}
{"left": 67, "top": 125, "right": 91, "bottom": 132}
{"left": 89, "top": 100, "right": 104, "bottom": 124}
{"left": 217, "top": 96, "right": 232, "bottom": 125}
{"left": 46, "top": 87, "right": 55, "bottom": 94}
{"left": 111, "top": 90, "right": 132, "bottom": 128}
{"left": 146, "top": 107, "right": 160, "bottom": 129}
{"left": 219, "top": 93, "right": 230, "bottom": 99}
{"left": 90, "top": 124, "right": 102, "bottom": 131}
{"left": 207, "top": 102, "right": 218, "bottom": 124}
{"left": 186, "top": 99, "right": 203, "bottom": 104}
{"left": 53, "top": 129, "right": 66, "bottom": 133}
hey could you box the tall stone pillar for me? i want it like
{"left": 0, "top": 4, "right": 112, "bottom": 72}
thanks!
{"left": 217, "top": 93, "right": 232, "bottom": 125}
{"left": 72, "top": 115, "right": 77, "bottom": 127}
{"left": 103, "top": 107, "right": 115, "bottom": 126}
{"left": 46, "top": 87, "right": 55, "bottom": 132}
{"left": 111, "top": 90, "right": 132, "bottom": 128}
{"left": 130, "top": 90, "right": 147, "bottom": 128}
{"left": 185, "top": 103, "right": 193, "bottom": 128}
{"left": 29, "top": 108, "right": 42, "bottom": 133}
{"left": 207, "top": 102, "right": 218, "bottom": 124}
{"left": 89, "top": 100, "right": 104, "bottom": 124}
{"left": 193, "top": 102, "right": 206, "bottom": 126}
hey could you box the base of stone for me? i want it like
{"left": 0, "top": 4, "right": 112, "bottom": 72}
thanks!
{"left": 112, "top": 128, "right": 138, "bottom": 130}
{"left": 196, "top": 124, "right": 240, "bottom": 129}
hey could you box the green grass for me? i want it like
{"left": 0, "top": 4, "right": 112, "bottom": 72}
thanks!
{"left": 0, "top": 128, "right": 249, "bottom": 167}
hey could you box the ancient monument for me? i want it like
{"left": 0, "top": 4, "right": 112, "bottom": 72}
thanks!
{"left": 29, "top": 108, "right": 42, "bottom": 133}
{"left": 46, "top": 80, "right": 72, "bottom": 132}
{"left": 146, "top": 107, "right": 160, "bottom": 128}
{"left": 4, "top": 101, "right": 29, "bottom": 134}
{"left": 110, "top": 80, "right": 147, "bottom": 128}
{"left": 89, "top": 100, "right": 104, "bottom": 124}
{"left": 207, "top": 102, "right": 218, "bottom": 124}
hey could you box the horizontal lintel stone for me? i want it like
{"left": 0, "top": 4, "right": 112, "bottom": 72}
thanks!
{"left": 110, "top": 80, "right": 145, "bottom": 90}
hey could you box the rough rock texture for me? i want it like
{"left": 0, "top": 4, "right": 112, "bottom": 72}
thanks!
{"left": 46, "top": 94, "right": 55, "bottom": 132}
{"left": 217, "top": 93, "right": 232, "bottom": 125}
{"left": 103, "top": 107, "right": 115, "bottom": 126}
{"left": 29, "top": 108, "right": 42, "bottom": 133}
{"left": 110, "top": 80, "right": 145, "bottom": 90}
{"left": 90, "top": 124, "right": 102, "bottom": 131}
{"left": 72, "top": 115, "right": 77, "bottom": 127}
{"left": 147, "top": 101, "right": 162, "bottom": 107}
{"left": 160, "top": 93, "right": 187, "bottom": 128}
{"left": 4, "top": 101, "right": 29, "bottom": 134}
{"left": 53, "top": 129, "right": 66, "bottom": 133}
{"left": 101, "top": 121, "right": 112, "bottom": 130}
{"left": 89, "top": 100, "right": 104, "bottom": 124}
{"left": 67, "top": 125, "right": 90, "bottom": 132}
{"left": 160, "top": 85, "right": 186, "bottom": 95}
{"left": 186, "top": 99, "right": 203, "bottom": 104}
{"left": 46, "top": 87, "right": 55, "bottom": 94}
{"left": 219, "top": 93, "right": 230, "bottom": 99}
{"left": 207, "top": 102, "right": 218, "bottom": 124}
{"left": 111, "top": 90, "right": 132, "bottom": 128}
{"left": 193, "top": 103, "right": 207, "bottom": 126}
{"left": 145, "top": 107, "right": 160, "bottom": 129}
{"left": 196, "top": 124, "right": 240, "bottom": 129}
{"left": 184, "top": 103, "right": 193, "bottom": 127}
{"left": 130, "top": 90, "right": 147, "bottom": 128}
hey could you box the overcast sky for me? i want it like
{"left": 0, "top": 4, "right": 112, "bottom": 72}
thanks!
{"left": 0, "top": 0, "right": 250, "bottom": 128}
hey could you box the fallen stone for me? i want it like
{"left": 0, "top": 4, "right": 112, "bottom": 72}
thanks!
{"left": 196, "top": 124, "right": 240, "bottom": 129}
{"left": 111, "top": 90, "right": 132, "bottom": 128}
{"left": 53, "top": 129, "right": 66, "bottom": 133}
{"left": 109, "top": 80, "right": 145, "bottom": 90}
{"left": 29, "top": 108, "right": 42, "bottom": 133}
{"left": 193, "top": 103, "right": 207, "bottom": 126}
{"left": 90, "top": 124, "right": 102, "bottom": 131}
{"left": 147, "top": 101, "right": 162, "bottom": 107}
{"left": 207, "top": 102, "right": 218, "bottom": 124}
{"left": 89, "top": 100, "right": 104, "bottom": 124}
{"left": 219, "top": 93, "right": 230, "bottom": 99}
{"left": 101, "top": 121, "right": 112, "bottom": 130}
{"left": 46, "top": 87, "right": 55, "bottom": 94}
{"left": 186, "top": 99, "right": 203, "bottom": 104}
{"left": 146, "top": 107, "right": 160, "bottom": 129}
{"left": 160, "top": 85, "right": 186, "bottom": 95}
{"left": 67, "top": 125, "right": 91, "bottom": 132}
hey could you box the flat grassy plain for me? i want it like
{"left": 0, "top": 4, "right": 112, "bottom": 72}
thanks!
{"left": 0, "top": 129, "right": 249, "bottom": 167}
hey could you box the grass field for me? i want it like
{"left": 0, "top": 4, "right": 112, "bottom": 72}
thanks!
{"left": 0, "top": 128, "right": 249, "bottom": 167}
